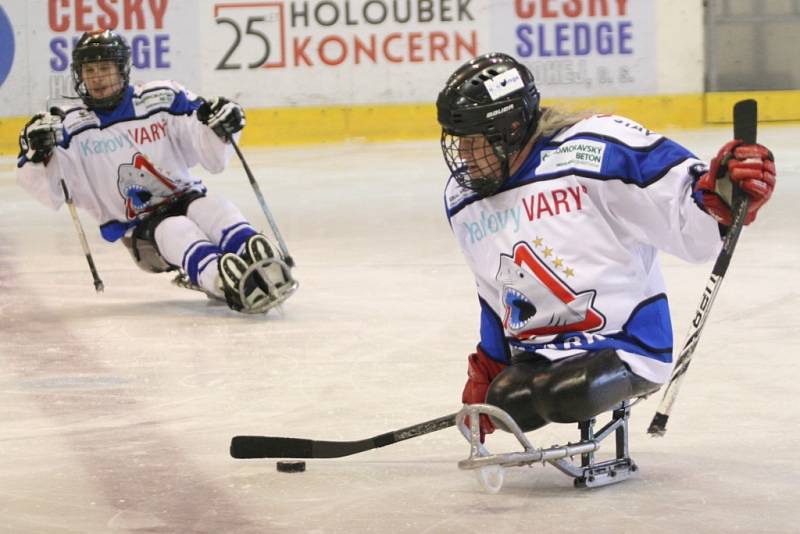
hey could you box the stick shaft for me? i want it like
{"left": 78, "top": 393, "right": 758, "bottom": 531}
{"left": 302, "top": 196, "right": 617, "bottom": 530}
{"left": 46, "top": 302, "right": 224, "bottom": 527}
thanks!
{"left": 228, "top": 136, "right": 294, "bottom": 267}
{"left": 60, "top": 178, "right": 104, "bottom": 292}
{"left": 649, "top": 200, "right": 749, "bottom": 420}
{"left": 648, "top": 99, "right": 757, "bottom": 435}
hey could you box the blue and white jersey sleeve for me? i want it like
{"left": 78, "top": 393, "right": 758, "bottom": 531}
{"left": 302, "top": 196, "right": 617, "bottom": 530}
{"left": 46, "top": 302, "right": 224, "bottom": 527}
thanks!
{"left": 16, "top": 105, "right": 105, "bottom": 219}
{"left": 546, "top": 115, "right": 722, "bottom": 264}
{"left": 159, "top": 81, "right": 238, "bottom": 174}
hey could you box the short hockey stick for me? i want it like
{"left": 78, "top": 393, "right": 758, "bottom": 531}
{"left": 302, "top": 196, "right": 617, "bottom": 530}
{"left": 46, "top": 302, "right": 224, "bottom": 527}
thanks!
{"left": 227, "top": 135, "right": 295, "bottom": 268}
{"left": 47, "top": 105, "right": 105, "bottom": 293}
{"left": 60, "top": 177, "right": 105, "bottom": 293}
{"left": 647, "top": 99, "right": 756, "bottom": 436}
{"left": 230, "top": 412, "right": 457, "bottom": 459}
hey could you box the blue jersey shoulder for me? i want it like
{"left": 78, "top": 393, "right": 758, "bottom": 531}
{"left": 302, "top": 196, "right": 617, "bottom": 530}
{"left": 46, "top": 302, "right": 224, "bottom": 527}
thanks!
{"left": 68, "top": 81, "right": 202, "bottom": 130}
{"left": 508, "top": 115, "right": 698, "bottom": 189}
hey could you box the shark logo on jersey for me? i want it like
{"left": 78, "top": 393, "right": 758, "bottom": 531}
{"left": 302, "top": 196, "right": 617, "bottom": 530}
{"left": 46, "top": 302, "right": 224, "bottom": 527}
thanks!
{"left": 117, "top": 153, "right": 182, "bottom": 219}
{"left": 497, "top": 242, "right": 605, "bottom": 340}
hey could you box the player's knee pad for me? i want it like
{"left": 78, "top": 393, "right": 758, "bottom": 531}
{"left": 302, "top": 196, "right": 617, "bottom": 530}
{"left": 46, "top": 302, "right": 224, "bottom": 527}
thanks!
{"left": 122, "top": 216, "right": 173, "bottom": 274}
{"left": 123, "top": 192, "right": 206, "bottom": 273}
{"left": 121, "top": 234, "right": 173, "bottom": 274}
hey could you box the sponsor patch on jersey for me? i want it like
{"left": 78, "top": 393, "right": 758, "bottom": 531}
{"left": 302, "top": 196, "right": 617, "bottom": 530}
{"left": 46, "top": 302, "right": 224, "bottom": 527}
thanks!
{"left": 64, "top": 108, "right": 100, "bottom": 132}
{"left": 133, "top": 88, "right": 176, "bottom": 114}
{"left": 484, "top": 68, "right": 524, "bottom": 101}
{"left": 538, "top": 139, "right": 605, "bottom": 174}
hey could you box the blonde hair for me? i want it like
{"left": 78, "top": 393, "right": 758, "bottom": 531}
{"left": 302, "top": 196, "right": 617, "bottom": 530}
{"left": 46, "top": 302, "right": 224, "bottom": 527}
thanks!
{"left": 533, "top": 107, "right": 593, "bottom": 139}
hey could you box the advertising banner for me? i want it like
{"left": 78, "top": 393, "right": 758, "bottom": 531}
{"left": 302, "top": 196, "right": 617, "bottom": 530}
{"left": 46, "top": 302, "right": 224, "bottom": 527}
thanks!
{"left": 201, "top": 0, "right": 487, "bottom": 106}
{"left": 0, "top": 1, "right": 659, "bottom": 117}
{"left": 0, "top": 0, "right": 199, "bottom": 115}
{"left": 491, "top": 1, "right": 657, "bottom": 97}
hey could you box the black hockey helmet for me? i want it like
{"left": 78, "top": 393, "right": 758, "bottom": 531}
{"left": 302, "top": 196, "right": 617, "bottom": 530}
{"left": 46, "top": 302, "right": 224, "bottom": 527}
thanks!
{"left": 71, "top": 29, "right": 131, "bottom": 110}
{"left": 437, "top": 52, "right": 540, "bottom": 196}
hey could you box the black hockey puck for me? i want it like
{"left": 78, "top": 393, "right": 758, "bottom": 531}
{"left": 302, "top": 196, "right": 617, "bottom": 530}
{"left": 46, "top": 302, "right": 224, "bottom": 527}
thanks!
{"left": 276, "top": 460, "right": 306, "bottom": 473}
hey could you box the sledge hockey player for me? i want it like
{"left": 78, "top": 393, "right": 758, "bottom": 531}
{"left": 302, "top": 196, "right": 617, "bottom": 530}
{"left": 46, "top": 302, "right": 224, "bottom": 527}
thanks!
{"left": 16, "top": 29, "right": 295, "bottom": 314}
{"left": 438, "top": 53, "right": 776, "bottom": 441}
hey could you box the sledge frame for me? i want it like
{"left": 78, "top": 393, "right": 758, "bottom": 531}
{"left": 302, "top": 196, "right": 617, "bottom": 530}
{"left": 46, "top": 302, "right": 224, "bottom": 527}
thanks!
{"left": 456, "top": 400, "right": 638, "bottom": 491}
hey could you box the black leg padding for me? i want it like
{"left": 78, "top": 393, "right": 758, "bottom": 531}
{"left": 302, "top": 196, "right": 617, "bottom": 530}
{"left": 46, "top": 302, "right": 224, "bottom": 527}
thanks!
{"left": 486, "top": 349, "right": 658, "bottom": 432}
{"left": 486, "top": 359, "right": 550, "bottom": 432}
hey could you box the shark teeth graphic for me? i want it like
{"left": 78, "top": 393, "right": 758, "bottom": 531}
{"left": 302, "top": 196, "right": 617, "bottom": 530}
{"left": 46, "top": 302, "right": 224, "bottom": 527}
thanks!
{"left": 503, "top": 286, "right": 538, "bottom": 330}
{"left": 124, "top": 184, "right": 152, "bottom": 209}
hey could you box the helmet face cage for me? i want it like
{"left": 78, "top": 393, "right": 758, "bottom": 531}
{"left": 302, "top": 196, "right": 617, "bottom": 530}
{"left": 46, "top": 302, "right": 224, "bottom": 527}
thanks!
{"left": 437, "top": 53, "right": 540, "bottom": 196}
{"left": 441, "top": 130, "right": 507, "bottom": 197}
{"left": 71, "top": 30, "right": 131, "bottom": 110}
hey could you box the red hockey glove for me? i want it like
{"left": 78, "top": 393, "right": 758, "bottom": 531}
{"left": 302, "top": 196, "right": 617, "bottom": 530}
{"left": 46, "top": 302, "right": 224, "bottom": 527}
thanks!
{"left": 462, "top": 347, "right": 507, "bottom": 442}
{"left": 695, "top": 139, "right": 776, "bottom": 226}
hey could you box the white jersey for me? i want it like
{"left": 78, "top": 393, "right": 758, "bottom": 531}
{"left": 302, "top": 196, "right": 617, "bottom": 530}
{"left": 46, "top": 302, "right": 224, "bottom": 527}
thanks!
{"left": 17, "top": 80, "right": 236, "bottom": 242}
{"left": 445, "top": 115, "right": 723, "bottom": 384}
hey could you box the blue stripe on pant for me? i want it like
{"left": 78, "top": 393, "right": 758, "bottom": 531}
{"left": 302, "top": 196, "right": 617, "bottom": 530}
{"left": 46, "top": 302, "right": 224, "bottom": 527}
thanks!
{"left": 182, "top": 240, "right": 222, "bottom": 284}
{"left": 220, "top": 222, "right": 256, "bottom": 255}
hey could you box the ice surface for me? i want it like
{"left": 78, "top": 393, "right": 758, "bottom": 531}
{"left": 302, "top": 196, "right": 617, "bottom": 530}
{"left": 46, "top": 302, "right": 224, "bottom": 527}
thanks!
{"left": 1, "top": 125, "right": 798, "bottom": 533}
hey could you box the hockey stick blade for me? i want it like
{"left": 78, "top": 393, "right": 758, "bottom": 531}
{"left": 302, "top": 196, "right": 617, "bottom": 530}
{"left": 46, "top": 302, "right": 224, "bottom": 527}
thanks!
{"left": 230, "top": 412, "right": 457, "bottom": 459}
{"left": 647, "top": 99, "right": 756, "bottom": 436}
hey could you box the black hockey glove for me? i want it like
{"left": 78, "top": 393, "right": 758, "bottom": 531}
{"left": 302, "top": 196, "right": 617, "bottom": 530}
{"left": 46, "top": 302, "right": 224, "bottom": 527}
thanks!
{"left": 196, "top": 97, "right": 246, "bottom": 139}
{"left": 19, "top": 112, "right": 64, "bottom": 163}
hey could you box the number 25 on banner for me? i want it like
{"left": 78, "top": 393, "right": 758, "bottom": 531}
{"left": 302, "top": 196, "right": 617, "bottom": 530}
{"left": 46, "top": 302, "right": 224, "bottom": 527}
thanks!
{"left": 213, "top": 3, "right": 285, "bottom": 70}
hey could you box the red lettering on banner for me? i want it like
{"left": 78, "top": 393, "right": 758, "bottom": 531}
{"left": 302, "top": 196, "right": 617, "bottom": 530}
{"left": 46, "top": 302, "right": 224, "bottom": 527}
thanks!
{"left": 124, "top": 0, "right": 145, "bottom": 30}
{"left": 75, "top": 0, "right": 92, "bottom": 31}
{"left": 49, "top": 0, "right": 69, "bottom": 32}
{"left": 455, "top": 31, "right": 478, "bottom": 59}
{"left": 541, "top": 0, "right": 557, "bottom": 18}
{"left": 590, "top": 0, "right": 609, "bottom": 16}
{"left": 97, "top": 0, "right": 120, "bottom": 29}
{"left": 408, "top": 32, "right": 423, "bottom": 62}
{"left": 319, "top": 36, "right": 347, "bottom": 66}
{"left": 294, "top": 37, "right": 312, "bottom": 66}
{"left": 383, "top": 33, "right": 403, "bottom": 63}
{"left": 429, "top": 32, "right": 448, "bottom": 61}
{"left": 354, "top": 36, "right": 377, "bottom": 64}
{"left": 564, "top": 0, "right": 581, "bottom": 17}
{"left": 515, "top": 0, "right": 628, "bottom": 18}
{"left": 47, "top": 0, "right": 167, "bottom": 32}
{"left": 515, "top": 0, "right": 534, "bottom": 18}
{"left": 284, "top": 31, "right": 477, "bottom": 68}
{"left": 150, "top": 0, "right": 167, "bottom": 28}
